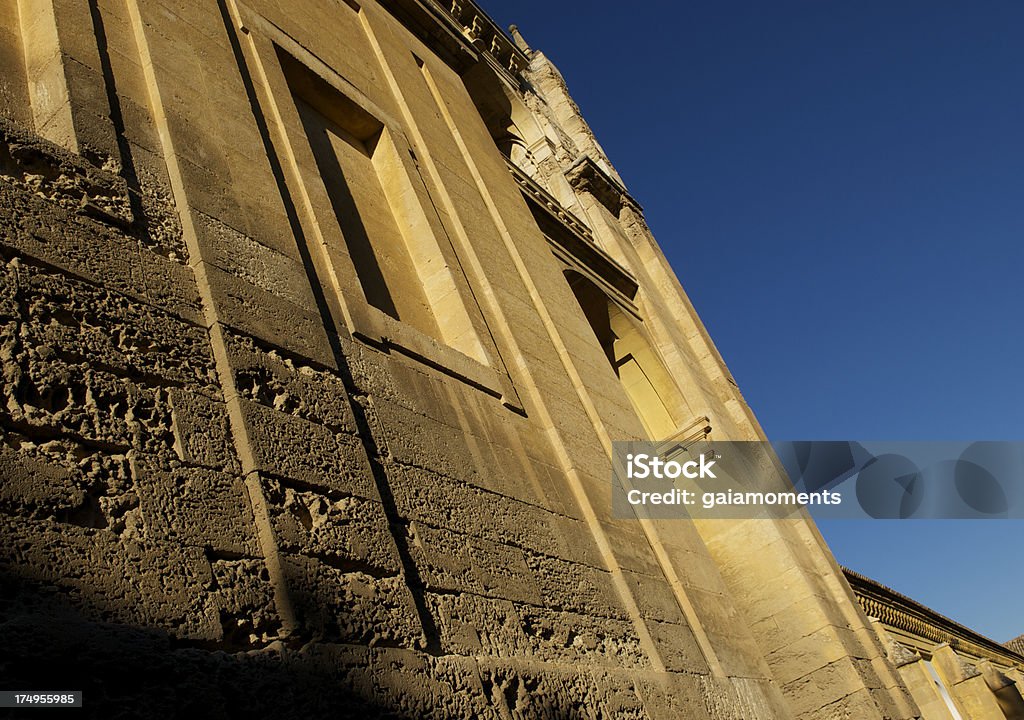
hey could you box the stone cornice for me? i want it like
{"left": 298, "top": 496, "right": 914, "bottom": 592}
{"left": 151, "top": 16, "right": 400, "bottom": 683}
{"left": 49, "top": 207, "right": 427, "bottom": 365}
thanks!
{"left": 445, "top": 1, "right": 530, "bottom": 82}
{"left": 506, "top": 158, "right": 639, "bottom": 305}
{"left": 377, "top": 0, "right": 529, "bottom": 84}
{"left": 844, "top": 567, "right": 1024, "bottom": 669}
{"left": 507, "top": 159, "right": 594, "bottom": 244}
{"left": 565, "top": 155, "right": 641, "bottom": 217}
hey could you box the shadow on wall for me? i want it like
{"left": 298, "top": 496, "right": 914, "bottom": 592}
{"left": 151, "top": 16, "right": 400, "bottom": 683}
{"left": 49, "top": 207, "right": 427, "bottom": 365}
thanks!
{"left": 0, "top": 567, "right": 594, "bottom": 720}
{"left": 0, "top": 568, "right": 376, "bottom": 719}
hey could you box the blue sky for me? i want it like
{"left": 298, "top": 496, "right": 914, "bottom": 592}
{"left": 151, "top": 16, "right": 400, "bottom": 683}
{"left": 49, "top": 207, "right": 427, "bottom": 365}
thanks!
{"left": 488, "top": 1, "right": 1024, "bottom": 642}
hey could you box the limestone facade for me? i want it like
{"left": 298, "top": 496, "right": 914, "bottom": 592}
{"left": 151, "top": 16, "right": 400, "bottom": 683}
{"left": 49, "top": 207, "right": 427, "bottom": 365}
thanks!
{"left": 848, "top": 569, "right": 1024, "bottom": 720}
{"left": 0, "top": 0, "right": 934, "bottom": 717}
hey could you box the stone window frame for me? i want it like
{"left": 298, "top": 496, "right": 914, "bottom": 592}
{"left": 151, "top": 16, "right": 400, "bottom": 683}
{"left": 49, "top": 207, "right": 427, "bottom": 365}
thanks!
{"left": 519, "top": 176, "right": 695, "bottom": 439}
{"left": 235, "top": 6, "right": 522, "bottom": 409}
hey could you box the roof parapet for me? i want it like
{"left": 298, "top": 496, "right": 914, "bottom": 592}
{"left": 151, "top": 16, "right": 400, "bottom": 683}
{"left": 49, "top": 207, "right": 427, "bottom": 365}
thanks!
{"left": 442, "top": 1, "right": 530, "bottom": 79}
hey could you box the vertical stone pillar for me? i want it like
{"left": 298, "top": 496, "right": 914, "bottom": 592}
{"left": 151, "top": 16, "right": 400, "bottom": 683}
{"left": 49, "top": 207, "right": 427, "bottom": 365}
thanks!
{"left": 0, "top": 0, "right": 31, "bottom": 127}
{"left": 1007, "top": 669, "right": 1024, "bottom": 706}
{"left": 550, "top": 127, "right": 922, "bottom": 720}
{"left": 901, "top": 660, "right": 960, "bottom": 720}
{"left": 870, "top": 621, "right": 956, "bottom": 720}
{"left": 978, "top": 660, "right": 1024, "bottom": 720}
{"left": 16, "top": 0, "right": 117, "bottom": 160}
{"left": 932, "top": 644, "right": 1005, "bottom": 720}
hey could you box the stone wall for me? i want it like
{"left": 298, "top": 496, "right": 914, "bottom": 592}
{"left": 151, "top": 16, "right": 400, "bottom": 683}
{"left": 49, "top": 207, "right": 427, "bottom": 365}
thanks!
{"left": 0, "top": 0, "right": 921, "bottom": 718}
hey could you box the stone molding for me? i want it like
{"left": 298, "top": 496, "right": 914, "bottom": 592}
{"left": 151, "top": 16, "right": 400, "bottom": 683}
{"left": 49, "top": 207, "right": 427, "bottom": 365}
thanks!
{"left": 846, "top": 567, "right": 1024, "bottom": 670}
{"left": 376, "top": 0, "right": 529, "bottom": 83}
{"left": 565, "top": 154, "right": 641, "bottom": 216}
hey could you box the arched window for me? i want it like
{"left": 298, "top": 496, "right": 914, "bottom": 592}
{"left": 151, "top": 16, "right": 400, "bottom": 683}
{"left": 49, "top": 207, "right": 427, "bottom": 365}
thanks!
{"left": 565, "top": 270, "right": 683, "bottom": 439}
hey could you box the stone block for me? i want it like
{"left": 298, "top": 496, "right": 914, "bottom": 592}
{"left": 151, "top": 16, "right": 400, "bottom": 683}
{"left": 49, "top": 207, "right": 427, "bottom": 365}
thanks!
{"left": 426, "top": 591, "right": 528, "bottom": 658}
{"left": 526, "top": 551, "right": 625, "bottom": 620}
{"left": 696, "top": 673, "right": 788, "bottom": 720}
{"left": 795, "top": 687, "right": 883, "bottom": 720}
{"left": 622, "top": 570, "right": 687, "bottom": 625}
{"left": 225, "top": 327, "right": 356, "bottom": 433}
{"left": 281, "top": 553, "right": 422, "bottom": 647}
{"left": 646, "top": 618, "right": 710, "bottom": 674}
{"left": 6, "top": 356, "right": 178, "bottom": 459}
{"left": 8, "top": 258, "right": 215, "bottom": 391}
{"left": 193, "top": 210, "right": 315, "bottom": 312}
{"left": 135, "top": 247, "right": 205, "bottom": 326}
{"left": 267, "top": 483, "right": 401, "bottom": 575}
{"left": 766, "top": 624, "right": 857, "bottom": 686}
{"left": 169, "top": 388, "right": 239, "bottom": 472}
{"left": 517, "top": 604, "right": 647, "bottom": 668}
{"left": 634, "top": 671, "right": 714, "bottom": 720}
{"left": 0, "top": 444, "right": 85, "bottom": 516}
{"left": 408, "top": 522, "right": 541, "bottom": 605}
{"left": 61, "top": 56, "right": 120, "bottom": 161}
{"left": 0, "top": 181, "right": 134, "bottom": 292}
{"left": 370, "top": 397, "right": 478, "bottom": 483}
{"left": 209, "top": 556, "right": 282, "bottom": 645}
{"left": 286, "top": 642, "right": 375, "bottom": 707}
{"left": 0, "top": 515, "right": 220, "bottom": 641}
{"left": 585, "top": 667, "right": 648, "bottom": 719}
{"left": 783, "top": 656, "right": 877, "bottom": 718}
{"left": 371, "top": 648, "right": 497, "bottom": 719}
{"left": 386, "top": 462, "right": 581, "bottom": 563}
{"left": 201, "top": 262, "right": 336, "bottom": 369}
{"left": 132, "top": 459, "right": 259, "bottom": 557}
{"left": 237, "top": 397, "right": 377, "bottom": 499}
{"left": 475, "top": 661, "right": 607, "bottom": 718}
{"left": 598, "top": 516, "right": 666, "bottom": 577}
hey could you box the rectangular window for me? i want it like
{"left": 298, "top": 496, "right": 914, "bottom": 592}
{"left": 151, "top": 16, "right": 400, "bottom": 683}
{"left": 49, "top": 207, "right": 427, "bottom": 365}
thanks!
{"left": 241, "top": 19, "right": 522, "bottom": 408}
{"left": 281, "top": 50, "right": 445, "bottom": 344}
{"left": 264, "top": 39, "right": 528, "bottom": 407}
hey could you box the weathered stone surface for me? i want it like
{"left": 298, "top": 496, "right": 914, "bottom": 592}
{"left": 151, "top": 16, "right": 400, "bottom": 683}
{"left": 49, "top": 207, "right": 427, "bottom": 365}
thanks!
{"left": 477, "top": 663, "right": 630, "bottom": 719}
{"left": 426, "top": 591, "right": 529, "bottom": 658}
{"left": 281, "top": 553, "right": 423, "bottom": 648}
{"left": 132, "top": 459, "right": 259, "bottom": 557}
{"left": 371, "top": 649, "right": 498, "bottom": 719}
{"left": 387, "top": 461, "right": 593, "bottom": 566}
{"left": 169, "top": 387, "right": 240, "bottom": 472}
{"left": 0, "top": 516, "right": 220, "bottom": 641}
{"left": 238, "top": 397, "right": 378, "bottom": 499}
{"left": 526, "top": 551, "right": 626, "bottom": 621}
{"left": 268, "top": 482, "right": 402, "bottom": 575}
{"left": 0, "top": 0, "right": 960, "bottom": 717}
{"left": 634, "top": 672, "right": 716, "bottom": 720}
{"left": 225, "top": 327, "right": 356, "bottom": 433}
{"left": 0, "top": 118, "right": 130, "bottom": 222}
{"left": 0, "top": 437, "right": 78, "bottom": 500}
{"left": 370, "top": 397, "right": 479, "bottom": 483}
{"left": 204, "top": 263, "right": 336, "bottom": 370}
{"left": 209, "top": 556, "right": 283, "bottom": 646}
{"left": 408, "top": 521, "right": 542, "bottom": 605}
{"left": 194, "top": 209, "right": 316, "bottom": 313}
{"left": 517, "top": 604, "right": 648, "bottom": 668}
{"left": 0, "top": 255, "right": 216, "bottom": 392}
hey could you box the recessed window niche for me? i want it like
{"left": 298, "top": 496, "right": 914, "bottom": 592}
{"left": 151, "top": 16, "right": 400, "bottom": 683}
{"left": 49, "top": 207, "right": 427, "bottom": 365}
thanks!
{"left": 278, "top": 47, "right": 486, "bottom": 365}
{"left": 566, "top": 269, "right": 684, "bottom": 439}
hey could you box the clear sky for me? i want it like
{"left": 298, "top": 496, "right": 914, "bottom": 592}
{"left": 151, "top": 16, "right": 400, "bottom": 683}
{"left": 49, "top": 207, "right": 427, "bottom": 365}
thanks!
{"left": 487, "top": 1, "right": 1024, "bottom": 642}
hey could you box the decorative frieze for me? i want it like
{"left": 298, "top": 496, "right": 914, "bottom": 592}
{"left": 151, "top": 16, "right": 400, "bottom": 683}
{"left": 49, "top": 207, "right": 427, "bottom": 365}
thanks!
{"left": 847, "top": 568, "right": 1024, "bottom": 670}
